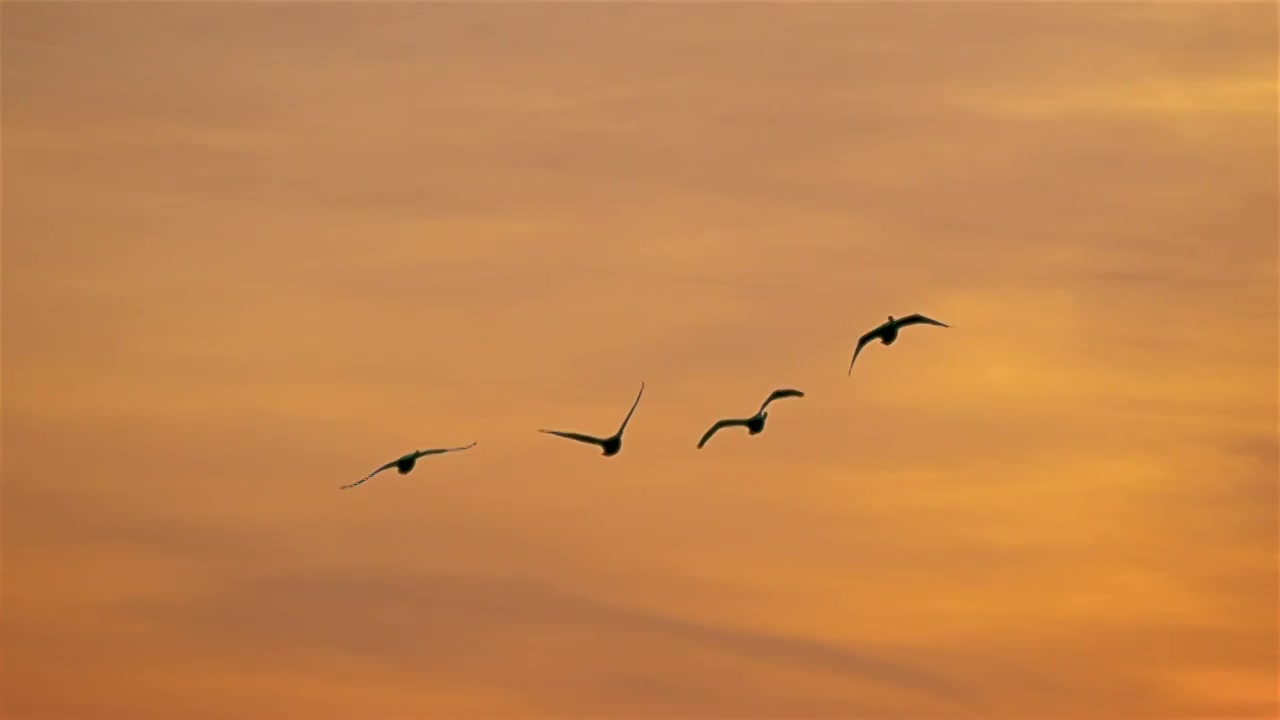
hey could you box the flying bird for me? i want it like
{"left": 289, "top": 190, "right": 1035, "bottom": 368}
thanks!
{"left": 848, "top": 313, "right": 950, "bottom": 375}
{"left": 341, "top": 442, "right": 477, "bottom": 490}
{"left": 539, "top": 382, "right": 644, "bottom": 457}
{"left": 697, "top": 388, "right": 805, "bottom": 449}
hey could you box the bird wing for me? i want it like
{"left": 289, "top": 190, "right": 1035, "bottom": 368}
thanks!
{"left": 697, "top": 418, "right": 749, "bottom": 449}
{"left": 340, "top": 459, "right": 398, "bottom": 490}
{"left": 540, "top": 430, "right": 606, "bottom": 446}
{"left": 896, "top": 313, "right": 950, "bottom": 329}
{"left": 414, "top": 441, "right": 478, "bottom": 458}
{"left": 615, "top": 381, "right": 645, "bottom": 435}
{"left": 847, "top": 328, "right": 884, "bottom": 375}
{"left": 759, "top": 388, "right": 805, "bottom": 413}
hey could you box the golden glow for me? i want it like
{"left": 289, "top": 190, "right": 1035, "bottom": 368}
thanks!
{"left": 3, "top": 2, "right": 1275, "bottom": 718}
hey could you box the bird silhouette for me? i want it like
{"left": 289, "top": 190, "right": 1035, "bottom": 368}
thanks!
{"left": 697, "top": 388, "right": 805, "bottom": 449}
{"left": 848, "top": 313, "right": 950, "bottom": 375}
{"left": 540, "top": 382, "right": 645, "bottom": 457}
{"left": 341, "top": 442, "right": 477, "bottom": 490}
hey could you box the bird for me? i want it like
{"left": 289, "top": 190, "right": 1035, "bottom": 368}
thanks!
{"left": 539, "top": 382, "right": 644, "bottom": 457}
{"left": 697, "top": 388, "right": 805, "bottom": 449}
{"left": 340, "top": 442, "right": 477, "bottom": 490}
{"left": 848, "top": 313, "right": 950, "bottom": 375}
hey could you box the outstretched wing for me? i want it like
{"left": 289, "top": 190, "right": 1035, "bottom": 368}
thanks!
{"left": 759, "top": 388, "right": 805, "bottom": 413}
{"left": 896, "top": 313, "right": 950, "bottom": 329}
{"left": 847, "top": 328, "right": 885, "bottom": 376}
{"left": 615, "top": 381, "right": 645, "bottom": 435}
{"left": 340, "top": 459, "right": 398, "bottom": 490}
{"left": 413, "top": 441, "right": 478, "bottom": 459}
{"left": 697, "top": 418, "right": 749, "bottom": 449}
{"left": 540, "top": 430, "right": 606, "bottom": 446}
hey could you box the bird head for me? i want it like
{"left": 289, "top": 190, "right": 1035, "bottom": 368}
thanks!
{"left": 887, "top": 315, "right": 895, "bottom": 323}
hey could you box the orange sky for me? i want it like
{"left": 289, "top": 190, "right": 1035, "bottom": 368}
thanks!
{"left": 2, "top": 2, "right": 1276, "bottom": 718}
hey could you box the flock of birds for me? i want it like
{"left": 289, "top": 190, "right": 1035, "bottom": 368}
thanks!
{"left": 341, "top": 313, "right": 950, "bottom": 490}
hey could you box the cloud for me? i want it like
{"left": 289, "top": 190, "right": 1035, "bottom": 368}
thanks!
{"left": 121, "top": 571, "right": 960, "bottom": 718}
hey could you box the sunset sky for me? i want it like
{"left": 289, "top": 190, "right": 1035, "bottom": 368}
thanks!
{"left": 2, "top": 2, "right": 1277, "bottom": 718}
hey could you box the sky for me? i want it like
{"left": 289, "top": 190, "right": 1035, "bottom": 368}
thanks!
{"left": 2, "top": 2, "right": 1276, "bottom": 719}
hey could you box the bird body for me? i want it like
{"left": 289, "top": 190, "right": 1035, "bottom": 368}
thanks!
{"left": 879, "top": 323, "right": 901, "bottom": 346}
{"left": 848, "top": 313, "right": 950, "bottom": 375}
{"left": 697, "top": 388, "right": 804, "bottom": 449}
{"left": 342, "top": 442, "right": 477, "bottom": 490}
{"left": 540, "top": 382, "right": 645, "bottom": 457}
{"left": 394, "top": 453, "right": 418, "bottom": 474}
